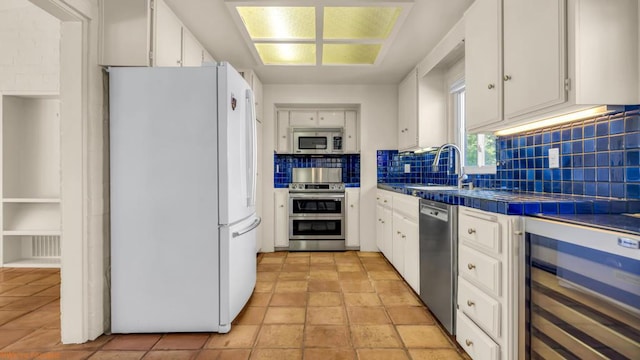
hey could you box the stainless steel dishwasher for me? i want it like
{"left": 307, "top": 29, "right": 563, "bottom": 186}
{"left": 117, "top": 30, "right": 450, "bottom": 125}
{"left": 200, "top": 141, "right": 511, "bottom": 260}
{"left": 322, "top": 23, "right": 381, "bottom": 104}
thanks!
{"left": 419, "top": 199, "right": 458, "bottom": 335}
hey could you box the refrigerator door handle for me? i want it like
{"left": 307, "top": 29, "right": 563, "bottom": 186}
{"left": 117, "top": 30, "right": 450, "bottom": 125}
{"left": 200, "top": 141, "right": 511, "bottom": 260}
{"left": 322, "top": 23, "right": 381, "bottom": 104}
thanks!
{"left": 246, "top": 88, "right": 257, "bottom": 207}
{"left": 232, "top": 217, "right": 262, "bottom": 238}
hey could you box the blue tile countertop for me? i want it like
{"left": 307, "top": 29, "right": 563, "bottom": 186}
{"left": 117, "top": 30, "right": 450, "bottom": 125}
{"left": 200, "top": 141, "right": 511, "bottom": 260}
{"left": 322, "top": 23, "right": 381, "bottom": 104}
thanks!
{"left": 377, "top": 183, "right": 640, "bottom": 216}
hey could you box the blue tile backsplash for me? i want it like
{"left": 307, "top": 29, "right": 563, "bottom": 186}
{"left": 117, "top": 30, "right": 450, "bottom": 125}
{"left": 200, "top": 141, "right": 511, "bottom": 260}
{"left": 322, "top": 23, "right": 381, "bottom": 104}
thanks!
{"left": 274, "top": 154, "right": 360, "bottom": 187}
{"left": 378, "top": 106, "right": 640, "bottom": 201}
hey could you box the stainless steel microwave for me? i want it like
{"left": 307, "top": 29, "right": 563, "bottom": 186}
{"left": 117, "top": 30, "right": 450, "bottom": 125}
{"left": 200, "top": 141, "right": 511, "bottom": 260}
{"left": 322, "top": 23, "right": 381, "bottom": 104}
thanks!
{"left": 292, "top": 128, "right": 343, "bottom": 154}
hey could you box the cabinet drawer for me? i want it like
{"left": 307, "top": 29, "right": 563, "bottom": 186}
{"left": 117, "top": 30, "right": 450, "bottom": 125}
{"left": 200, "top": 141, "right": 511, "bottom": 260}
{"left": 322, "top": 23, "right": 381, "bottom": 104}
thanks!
{"left": 458, "top": 276, "right": 501, "bottom": 339}
{"left": 459, "top": 210, "right": 501, "bottom": 255}
{"left": 459, "top": 245, "right": 501, "bottom": 297}
{"left": 392, "top": 193, "right": 418, "bottom": 221}
{"left": 457, "top": 311, "right": 500, "bottom": 360}
{"left": 376, "top": 191, "right": 393, "bottom": 207}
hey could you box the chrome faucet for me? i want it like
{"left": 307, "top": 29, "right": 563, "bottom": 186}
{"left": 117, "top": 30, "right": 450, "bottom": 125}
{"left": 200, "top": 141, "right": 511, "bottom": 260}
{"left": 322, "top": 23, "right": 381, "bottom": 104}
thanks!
{"left": 431, "top": 143, "right": 466, "bottom": 188}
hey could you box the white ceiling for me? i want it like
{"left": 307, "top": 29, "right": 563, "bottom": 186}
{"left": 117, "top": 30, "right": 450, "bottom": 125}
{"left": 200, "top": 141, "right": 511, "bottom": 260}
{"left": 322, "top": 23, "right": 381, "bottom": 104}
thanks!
{"left": 164, "top": 0, "right": 474, "bottom": 85}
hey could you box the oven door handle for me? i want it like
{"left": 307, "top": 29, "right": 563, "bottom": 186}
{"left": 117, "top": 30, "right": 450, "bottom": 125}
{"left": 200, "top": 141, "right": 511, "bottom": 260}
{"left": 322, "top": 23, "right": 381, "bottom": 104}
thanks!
{"left": 289, "top": 193, "right": 345, "bottom": 199}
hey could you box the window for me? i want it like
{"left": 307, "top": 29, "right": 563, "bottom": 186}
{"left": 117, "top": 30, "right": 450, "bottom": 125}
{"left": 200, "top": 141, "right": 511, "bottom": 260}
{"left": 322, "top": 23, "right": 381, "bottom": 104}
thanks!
{"left": 451, "top": 80, "right": 496, "bottom": 174}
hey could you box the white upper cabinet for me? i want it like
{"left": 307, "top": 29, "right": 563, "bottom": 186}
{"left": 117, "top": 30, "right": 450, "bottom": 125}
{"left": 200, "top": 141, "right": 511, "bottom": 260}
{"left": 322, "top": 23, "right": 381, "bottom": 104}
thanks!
{"left": 100, "top": 0, "right": 215, "bottom": 67}
{"left": 181, "top": 28, "right": 205, "bottom": 67}
{"left": 289, "top": 110, "right": 345, "bottom": 128}
{"left": 275, "top": 110, "right": 290, "bottom": 153}
{"left": 464, "top": 0, "right": 502, "bottom": 129}
{"left": 344, "top": 110, "right": 359, "bottom": 153}
{"left": 398, "top": 68, "right": 447, "bottom": 151}
{"left": 503, "top": 0, "right": 566, "bottom": 119}
{"left": 398, "top": 69, "right": 418, "bottom": 150}
{"left": 154, "top": 0, "right": 183, "bottom": 66}
{"left": 465, "top": 0, "right": 639, "bottom": 132}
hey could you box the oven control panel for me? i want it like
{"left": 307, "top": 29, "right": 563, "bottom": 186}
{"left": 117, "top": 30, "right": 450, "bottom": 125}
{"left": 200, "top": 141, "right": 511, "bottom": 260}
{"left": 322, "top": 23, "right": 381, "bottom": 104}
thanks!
{"left": 289, "top": 183, "right": 345, "bottom": 191}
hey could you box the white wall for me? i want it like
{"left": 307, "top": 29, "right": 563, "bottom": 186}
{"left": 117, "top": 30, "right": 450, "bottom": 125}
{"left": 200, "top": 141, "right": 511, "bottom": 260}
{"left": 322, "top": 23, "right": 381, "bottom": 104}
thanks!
{"left": 0, "top": 0, "right": 60, "bottom": 92}
{"left": 261, "top": 84, "right": 398, "bottom": 253}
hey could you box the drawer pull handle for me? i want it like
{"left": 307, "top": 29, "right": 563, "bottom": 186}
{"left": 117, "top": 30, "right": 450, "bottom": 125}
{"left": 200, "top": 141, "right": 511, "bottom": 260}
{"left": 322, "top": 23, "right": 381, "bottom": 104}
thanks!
{"left": 467, "top": 300, "right": 475, "bottom": 307}
{"left": 467, "top": 263, "right": 476, "bottom": 270}
{"left": 465, "top": 339, "right": 473, "bottom": 347}
{"left": 487, "top": 83, "right": 495, "bottom": 89}
{"left": 467, "top": 228, "right": 476, "bottom": 234}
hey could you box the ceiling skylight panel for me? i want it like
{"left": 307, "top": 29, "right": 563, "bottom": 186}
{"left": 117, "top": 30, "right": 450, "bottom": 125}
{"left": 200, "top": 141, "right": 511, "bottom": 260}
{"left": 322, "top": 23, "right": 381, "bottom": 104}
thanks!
{"left": 322, "top": 44, "right": 382, "bottom": 65}
{"left": 323, "top": 7, "right": 402, "bottom": 40}
{"left": 255, "top": 43, "right": 316, "bottom": 65}
{"left": 236, "top": 7, "right": 315, "bottom": 40}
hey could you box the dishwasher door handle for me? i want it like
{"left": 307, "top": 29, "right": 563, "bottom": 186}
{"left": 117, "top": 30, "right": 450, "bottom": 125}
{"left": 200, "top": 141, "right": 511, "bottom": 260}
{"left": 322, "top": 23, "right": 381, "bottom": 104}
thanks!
{"left": 420, "top": 205, "right": 448, "bottom": 221}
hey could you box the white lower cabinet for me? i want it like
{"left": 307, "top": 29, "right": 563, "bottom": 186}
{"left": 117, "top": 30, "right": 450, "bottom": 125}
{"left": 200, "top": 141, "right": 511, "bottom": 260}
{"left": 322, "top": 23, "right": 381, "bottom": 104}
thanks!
{"left": 345, "top": 188, "right": 360, "bottom": 248}
{"left": 274, "top": 189, "right": 288, "bottom": 248}
{"left": 456, "top": 207, "right": 522, "bottom": 360}
{"left": 377, "top": 189, "right": 419, "bottom": 293}
{"left": 457, "top": 312, "right": 500, "bottom": 360}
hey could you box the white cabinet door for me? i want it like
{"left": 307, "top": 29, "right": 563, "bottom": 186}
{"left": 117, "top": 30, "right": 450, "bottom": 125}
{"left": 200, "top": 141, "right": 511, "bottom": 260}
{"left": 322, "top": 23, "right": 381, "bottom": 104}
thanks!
{"left": 376, "top": 204, "right": 384, "bottom": 253}
{"left": 274, "top": 189, "right": 288, "bottom": 247}
{"left": 503, "top": 0, "right": 566, "bottom": 118}
{"left": 318, "top": 111, "right": 345, "bottom": 127}
{"left": 457, "top": 311, "right": 500, "bottom": 360}
{"left": 345, "top": 110, "right": 358, "bottom": 152}
{"left": 345, "top": 188, "right": 360, "bottom": 248}
{"left": 154, "top": 0, "right": 183, "bottom": 67}
{"left": 276, "top": 111, "right": 290, "bottom": 153}
{"left": 392, "top": 213, "right": 406, "bottom": 276}
{"left": 289, "top": 111, "right": 317, "bottom": 127}
{"left": 398, "top": 69, "right": 418, "bottom": 151}
{"left": 403, "top": 218, "right": 419, "bottom": 293}
{"left": 465, "top": 0, "right": 502, "bottom": 129}
{"left": 181, "top": 28, "right": 203, "bottom": 67}
{"left": 382, "top": 207, "right": 393, "bottom": 261}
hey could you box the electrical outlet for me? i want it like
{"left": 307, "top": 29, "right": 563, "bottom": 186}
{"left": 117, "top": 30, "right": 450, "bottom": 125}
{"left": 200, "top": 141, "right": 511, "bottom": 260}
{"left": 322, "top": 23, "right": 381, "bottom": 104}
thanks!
{"left": 404, "top": 164, "right": 411, "bottom": 173}
{"left": 548, "top": 148, "right": 560, "bottom": 168}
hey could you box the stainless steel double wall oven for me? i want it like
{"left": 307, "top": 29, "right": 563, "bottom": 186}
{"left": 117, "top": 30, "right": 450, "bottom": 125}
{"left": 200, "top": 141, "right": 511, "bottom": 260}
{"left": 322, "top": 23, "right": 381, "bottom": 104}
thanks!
{"left": 288, "top": 168, "right": 345, "bottom": 251}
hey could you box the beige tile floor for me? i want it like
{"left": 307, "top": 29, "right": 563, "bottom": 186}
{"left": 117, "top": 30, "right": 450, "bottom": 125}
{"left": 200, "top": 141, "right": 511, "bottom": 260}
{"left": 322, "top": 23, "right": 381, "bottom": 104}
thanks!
{"left": 0, "top": 252, "right": 470, "bottom": 359}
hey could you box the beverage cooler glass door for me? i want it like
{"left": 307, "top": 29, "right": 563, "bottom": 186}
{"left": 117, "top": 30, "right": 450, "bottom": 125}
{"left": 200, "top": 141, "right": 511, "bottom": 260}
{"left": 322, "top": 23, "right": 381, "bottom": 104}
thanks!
{"left": 524, "top": 218, "right": 640, "bottom": 360}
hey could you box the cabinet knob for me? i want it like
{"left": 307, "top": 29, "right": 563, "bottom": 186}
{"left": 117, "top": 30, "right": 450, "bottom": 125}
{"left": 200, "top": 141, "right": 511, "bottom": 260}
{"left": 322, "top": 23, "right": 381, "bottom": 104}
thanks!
{"left": 280, "top": 205, "right": 284, "bottom": 208}
{"left": 350, "top": 204, "right": 354, "bottom": 208}
{"left": 404, "top": 128, "right": 408, "bottom": 131}
{"left": 467, "top": 228, "right": 476, "bottom": 234}
{"left": 310, "top": 117, "right": 314, "bottom": 121}
{"left": 401, "top": 234, "right": 406, "bottom": 238}
{"left": 466, "top": 300, "right": 475, "bottom": 307}
{"left": 320, "top": 117, "right": 324, "bottom": 120}
{"left": 401, "top": 129, "right": 405, "bottom": 133}
{"left": 397, "top": 231, "right": 401, "bottom": 234}
{"left": 381, "top": 221, "right": 385, "bottom": 224}
{"left": 503, "top": 75, "right": 512, "bottom": 81}
{"left": 487, "top": 83, "right": 495, "bottom": 89}
{"left": 384, "top": 200, "right": 387, "bottom": 203}
{"left": 467, "top": 263, "right": 476, "bottom": 270}
{"left": 348, "top": 135, "right": 352, "bottom": 138}
{"left": 282, "top": 135, "right": 286, "bottom": 138}
{"left": 376, "top": 197, "right": 380, "bottom": 200}
{"left": 465, "top": 339, "right": 473, "bottom": 347}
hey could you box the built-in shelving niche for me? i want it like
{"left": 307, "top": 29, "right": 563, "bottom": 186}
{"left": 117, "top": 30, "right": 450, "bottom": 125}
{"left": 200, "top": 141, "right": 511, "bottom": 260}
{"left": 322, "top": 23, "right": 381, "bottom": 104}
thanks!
{"left": 1, "top": 94, "right": 61, "bottom": 268}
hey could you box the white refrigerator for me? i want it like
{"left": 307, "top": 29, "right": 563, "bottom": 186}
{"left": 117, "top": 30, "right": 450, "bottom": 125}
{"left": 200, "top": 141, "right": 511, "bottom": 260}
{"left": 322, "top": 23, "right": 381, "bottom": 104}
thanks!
{"left": 109, "top": 63, "right": 259, "bottom": 333}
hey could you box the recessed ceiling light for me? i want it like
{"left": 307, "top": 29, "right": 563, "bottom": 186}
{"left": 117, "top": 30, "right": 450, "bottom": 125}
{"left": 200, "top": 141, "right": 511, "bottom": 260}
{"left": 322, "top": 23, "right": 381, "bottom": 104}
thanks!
{"left": 254, "top": 43, "right": 316, "bottom": 65}
{"left": 237, "top": 7, "right": 315, "bottom": 40}
{"left": 228, "top": 1, "right": 413, "bottom": 66}
{"left": 323, "top": 7, "right": 402, "bottom": 40}
{"left": 322, "top": 44, "right": 381, "bottom": 65}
